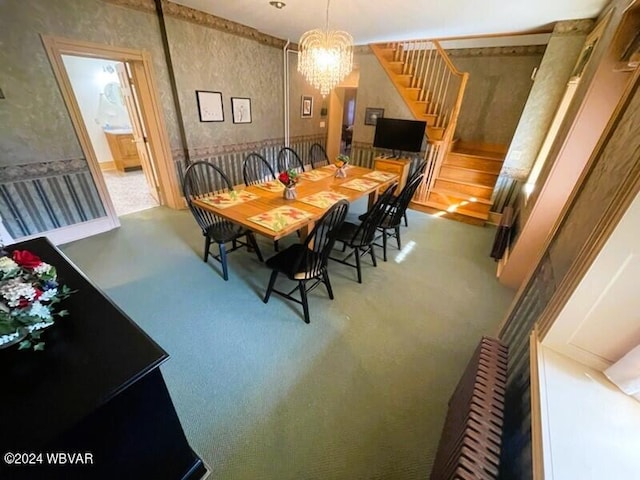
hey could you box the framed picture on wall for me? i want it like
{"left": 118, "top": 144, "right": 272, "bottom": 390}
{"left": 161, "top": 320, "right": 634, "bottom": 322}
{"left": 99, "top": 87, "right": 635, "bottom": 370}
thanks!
{"left": 301, "top": 95, "right": 313, "bottom": 118}
{"left": 196, "top": 90, "right": 224, "bottom": 122}
{"left": 364, "top": 107, "right": 384, "bottom": 126}
{"left": 231, "top": 97, "right": 252, "bottom": 124}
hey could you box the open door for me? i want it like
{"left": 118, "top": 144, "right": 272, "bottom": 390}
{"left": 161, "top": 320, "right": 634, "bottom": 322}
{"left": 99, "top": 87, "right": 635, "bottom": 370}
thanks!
{"left": 116, "top": 63, "right": 161, "bottom": 203}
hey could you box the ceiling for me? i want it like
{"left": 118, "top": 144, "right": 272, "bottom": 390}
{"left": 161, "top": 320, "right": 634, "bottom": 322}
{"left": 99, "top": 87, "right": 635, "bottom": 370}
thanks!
{"left": 172, "top": 0, "right": 610, "bottom": 45}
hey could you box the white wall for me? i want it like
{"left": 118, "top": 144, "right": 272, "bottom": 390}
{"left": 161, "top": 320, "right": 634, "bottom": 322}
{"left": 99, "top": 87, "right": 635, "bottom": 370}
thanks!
{"left": 61, "top": 56, "right": 131, "bottom": 163}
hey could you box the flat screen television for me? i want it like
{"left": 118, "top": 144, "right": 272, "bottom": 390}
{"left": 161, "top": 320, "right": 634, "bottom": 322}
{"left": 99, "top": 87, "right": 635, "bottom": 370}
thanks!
{"left": 373, "top": 118, "right": 427, "bottom": 155}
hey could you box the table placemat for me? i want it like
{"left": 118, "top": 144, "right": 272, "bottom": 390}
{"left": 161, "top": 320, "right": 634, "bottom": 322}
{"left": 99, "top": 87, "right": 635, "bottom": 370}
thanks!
{"left": 339, "top": 178, "right": 380, "bottom": 192}
{"left": 248, "top": 206, "right": 313, "bottom": 232}
{"left": 298, "top": 191, "right": 349, "bottom": 209}
{"left": 300, "top": 169, "right": 333, "bottom": 181}
{"left": 362, "top": 170, "right": 398, "bottom": 182}
{"left": 254, "top": 180, "right": 285, "bottom": 192}
{"left": 200, "top": 190, "right": 259, "bottom": 209}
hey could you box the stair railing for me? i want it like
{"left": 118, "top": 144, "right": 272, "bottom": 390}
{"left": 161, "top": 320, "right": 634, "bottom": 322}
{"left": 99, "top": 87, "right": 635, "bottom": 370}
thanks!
{"left": 370, "top": 40, "right": 469, "bottom": 203}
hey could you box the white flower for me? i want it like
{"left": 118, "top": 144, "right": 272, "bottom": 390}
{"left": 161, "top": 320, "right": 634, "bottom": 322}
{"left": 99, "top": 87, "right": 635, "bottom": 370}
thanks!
{"left": 28, "top": 302, "right": 52, "bottom": 320}
{"left": 33, "top": 262, "right": 52, "bottom": 275}
{"left": 0, "top": 256, "right": 18, "bottom": 274}
{"left": 0, "top": 279, "right": 37, "bottom": 307}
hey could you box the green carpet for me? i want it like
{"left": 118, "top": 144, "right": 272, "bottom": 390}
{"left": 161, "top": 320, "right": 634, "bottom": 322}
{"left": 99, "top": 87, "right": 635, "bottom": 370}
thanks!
{"left": 61, "top": 202, "right": 514, "bottom": 479}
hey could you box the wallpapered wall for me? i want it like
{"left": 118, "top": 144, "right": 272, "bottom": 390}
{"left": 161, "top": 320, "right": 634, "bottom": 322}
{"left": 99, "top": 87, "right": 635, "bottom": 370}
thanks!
{"left": 448, "top": 47, "right": 545, "bottom": 146}
{"left": 0, "top": 0, "right": 323, "bottom": 239}
{"left": 0, "top": 0, "right": 179, "bottom": 165}
{"left": 351, "top": 51, "right": 413, "bottom": 146}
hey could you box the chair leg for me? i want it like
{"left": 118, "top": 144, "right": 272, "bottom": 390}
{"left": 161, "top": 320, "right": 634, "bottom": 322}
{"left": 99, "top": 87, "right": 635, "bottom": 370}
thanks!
{"left": 322, "top": 271, "right": 335, "bottom": 299}
{"left": 299, "top": 281, "right": 310, "bottom": 324}
{"left": 369, "top": 244, "right": 377, "bottom": 267}
{"left": 354, "top": 247, "right": 362, "bottom": 284}
{"left": 395, "top": 227, "right": 402, "bottom": 250}
{"left": 403, "top": 211, "right": 408, "bottom": 227}
{"left": 219, "top": 243, "right": 229, "bottom": 281}
{"left": 382, "top": 230, "right": 388, "bottom": 262}
{"left": 203, "top": 236, "right": 211, "bottom": 262}
{"left": 263, "top": 270, "right": 278, "bottom": 303}
{"left": 247, "top": 233, "right": 263, "bottom": 262}
{"left": 274, "top": 240, "right": 280, "bottom": 252}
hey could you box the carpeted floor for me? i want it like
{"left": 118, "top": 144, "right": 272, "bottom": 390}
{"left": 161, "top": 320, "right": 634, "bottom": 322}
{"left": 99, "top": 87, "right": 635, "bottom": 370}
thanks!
{"left": 102, "top": 169, "right": 158, "bottom": 216}
{"left": 60, "top": 202, "right": 514, "bottom": 479}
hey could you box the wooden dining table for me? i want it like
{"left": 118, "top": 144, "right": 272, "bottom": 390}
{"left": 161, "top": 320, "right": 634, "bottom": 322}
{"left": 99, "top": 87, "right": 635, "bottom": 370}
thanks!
{"left": 192, "top": 165, "right": 398, "bottom": 241}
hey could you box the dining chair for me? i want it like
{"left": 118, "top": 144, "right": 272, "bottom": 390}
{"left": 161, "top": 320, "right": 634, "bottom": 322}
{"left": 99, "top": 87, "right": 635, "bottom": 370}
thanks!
{"left": 309, "top": 143, "right": 330, "bottom": 169}
{"left": 182, "top": 161, "right": 263, "bottom": 281}
{"left": 277, "top": 147, "right": 305, "bottom": 174}
{"left": 399, "top": 159, "right": 427, "bottom": 227}
{"left": 242, "top": 152, "right": 283, "bottom": 251}
{"left": 263, "top": 200, "right": 349, "bottom": 324}
{"left": 330, "top": 182, "right": 398, "bottom": 283}
{"left": 375, "top": 172, "right": 424, "bottom": 261}
{"left": 243, "top": 152, "right": 276, "bottom": 186}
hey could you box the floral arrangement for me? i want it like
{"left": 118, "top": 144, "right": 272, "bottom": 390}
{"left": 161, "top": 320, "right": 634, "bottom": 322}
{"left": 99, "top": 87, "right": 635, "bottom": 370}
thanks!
{"left": 278, "top": 169, "right": 300, "bottom": 189}
{"left": 0, "top": 250, "right": 74, "bottom": 350}
{"left": 335, "top": 154, "right": 350, "bottom": 169}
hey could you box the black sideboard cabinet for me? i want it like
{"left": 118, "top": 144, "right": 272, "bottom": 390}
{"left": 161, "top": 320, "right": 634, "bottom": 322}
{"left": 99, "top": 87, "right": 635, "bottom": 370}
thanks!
{"left": 0, "top": 237, "right": 206, "bottom": 480}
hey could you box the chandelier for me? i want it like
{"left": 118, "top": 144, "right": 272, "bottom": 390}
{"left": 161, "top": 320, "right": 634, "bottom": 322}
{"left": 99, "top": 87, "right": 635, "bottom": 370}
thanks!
{"left": 297, "top": 0, "right": 353, "bottom": 96}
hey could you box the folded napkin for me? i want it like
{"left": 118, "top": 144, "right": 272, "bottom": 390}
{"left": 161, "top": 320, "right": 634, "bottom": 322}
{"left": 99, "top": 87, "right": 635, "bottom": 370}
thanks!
{"left": 604, "top": 343, "right": 640, "bottom": 401}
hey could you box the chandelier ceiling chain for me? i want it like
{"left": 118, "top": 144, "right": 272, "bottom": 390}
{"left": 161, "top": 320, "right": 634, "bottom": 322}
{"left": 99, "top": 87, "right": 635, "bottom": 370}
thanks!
{"left": 297, "top": 0, "right": 354, "bottom": 96}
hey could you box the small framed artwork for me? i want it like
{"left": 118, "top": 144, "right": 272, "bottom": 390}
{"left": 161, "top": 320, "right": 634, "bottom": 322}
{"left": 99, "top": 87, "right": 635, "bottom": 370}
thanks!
{"left": 196, "top": 90, "right": 224, "bottom": 122}
{"left": 301, "top": 95, "right": 313, "bottom": 118}
{"left": 364, "top": 107, "right": 384, "bottom": 126}
{"left": 231, "top": 97, "right": 252, "bottom": 124}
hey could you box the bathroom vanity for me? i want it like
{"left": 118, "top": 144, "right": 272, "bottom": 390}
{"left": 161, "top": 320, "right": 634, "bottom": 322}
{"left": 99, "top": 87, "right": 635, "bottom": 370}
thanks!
{"left": 104, "top": 129, "right": 141, "bottom": 172}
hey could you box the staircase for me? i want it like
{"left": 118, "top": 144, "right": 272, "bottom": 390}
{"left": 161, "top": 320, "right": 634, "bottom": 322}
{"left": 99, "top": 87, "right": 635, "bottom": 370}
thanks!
{"left": 370, "top": 41, "right": 505, "bottom": 223}
{"left": 425, "top": 142, "right": 506, "bottom": 222}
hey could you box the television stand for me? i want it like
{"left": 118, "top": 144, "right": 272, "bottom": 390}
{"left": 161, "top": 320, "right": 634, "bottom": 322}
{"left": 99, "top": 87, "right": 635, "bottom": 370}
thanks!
{"left": 373, "top": 155, "right": 412, "bottom": 191}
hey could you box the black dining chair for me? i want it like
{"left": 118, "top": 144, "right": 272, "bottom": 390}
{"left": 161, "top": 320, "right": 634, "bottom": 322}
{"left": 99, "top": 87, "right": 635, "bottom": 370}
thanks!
{"left": 242, "top": 152, "right": 283, "bottom": 251}
{"left": 399, "top": 159, "right": 427, "bottom": 227}
{"left": 330, "top": 182, "right": 398, "bottom": 283}
{"left": 263, "top": 200, "right": 349, "bottom": 324}
{"left": 375, "top": 172, "right": 424, "bottom": 261}
{"left": 309, "top": 143, "right": 330, "bottom": 169}
{"left": 243, "top": 152, "right": 276, "bottom": 186}
{"left": 182, "top": 161, "right": 263, "bottom": 281}
{"left": 277, "top": 147, "right": 305, "bottom": 174}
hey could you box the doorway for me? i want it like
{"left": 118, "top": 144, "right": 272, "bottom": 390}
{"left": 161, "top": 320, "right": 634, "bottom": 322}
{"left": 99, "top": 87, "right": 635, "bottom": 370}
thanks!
{"left": 61, "top": 55, "right": 159, "bottom": 217}
{"left": 42, "top": 36, "right": 183, "bottom": 242}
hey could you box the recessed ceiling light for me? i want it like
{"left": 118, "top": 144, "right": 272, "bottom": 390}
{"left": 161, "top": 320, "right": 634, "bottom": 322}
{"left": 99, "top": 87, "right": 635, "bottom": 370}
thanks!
{"left": 269, "top": 1, "right": 286, "bottom": 9}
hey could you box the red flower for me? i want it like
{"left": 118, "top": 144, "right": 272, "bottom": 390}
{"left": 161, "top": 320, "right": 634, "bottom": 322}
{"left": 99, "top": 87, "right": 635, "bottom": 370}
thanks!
{"left": 18, "top": 298, "right": 29, "bottom": 308}
{"left": 12, "top": 250, "right": 42, "bottom": 268}
{"left": 278, "top": 171, "right": 290, "bottom": 185}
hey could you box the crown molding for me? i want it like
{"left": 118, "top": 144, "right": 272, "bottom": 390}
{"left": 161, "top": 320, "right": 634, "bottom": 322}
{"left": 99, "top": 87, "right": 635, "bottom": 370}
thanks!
{"left": 552, "top": 19, "right": 595, "bottom": 36}
{"left": 103, "top": 0, "right": 288, "bottom": 48}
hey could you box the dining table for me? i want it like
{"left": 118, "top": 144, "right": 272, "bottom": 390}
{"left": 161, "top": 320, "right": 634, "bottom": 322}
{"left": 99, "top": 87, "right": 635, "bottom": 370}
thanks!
{"left": 192, "top": 164, "right": 399, "bottom": 241}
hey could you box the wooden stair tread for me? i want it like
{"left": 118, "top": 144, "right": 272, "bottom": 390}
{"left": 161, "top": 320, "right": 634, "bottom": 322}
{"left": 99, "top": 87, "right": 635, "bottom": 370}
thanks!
{"left": 441, "top": 163, "right": 500, "bottom": 176}
{"left": 424, "top": 200, "right": 490, "bottom": 220}
{"left": 450, "top": 148, "right": 505, "bottom": 161}
{"left": 436, "top": 177, "right": 494, "bottom": 190}
{"left": 429, "top": 187, "right": 493, "bottom": 205}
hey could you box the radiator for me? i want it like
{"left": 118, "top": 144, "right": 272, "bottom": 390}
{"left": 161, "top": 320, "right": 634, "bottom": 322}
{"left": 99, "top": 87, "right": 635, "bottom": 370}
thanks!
{"left": 430, "top": 336, "right": 508, "bottom": 480}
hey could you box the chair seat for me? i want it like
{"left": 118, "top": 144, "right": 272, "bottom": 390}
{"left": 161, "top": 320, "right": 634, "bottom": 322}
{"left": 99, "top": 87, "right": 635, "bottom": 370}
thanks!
{"left": 335, "top": 221, "right": 368, "bottom": 246}
{"left": 206, "top": 221, "right": 247, "bottom": 243}
{"left": 266, "top": 244, "right": 323, "bottom": 280}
